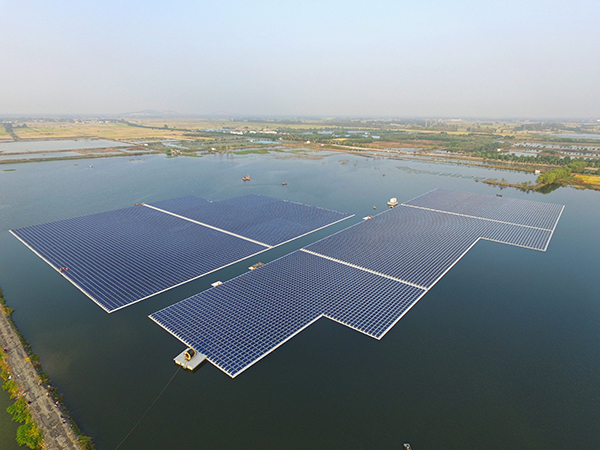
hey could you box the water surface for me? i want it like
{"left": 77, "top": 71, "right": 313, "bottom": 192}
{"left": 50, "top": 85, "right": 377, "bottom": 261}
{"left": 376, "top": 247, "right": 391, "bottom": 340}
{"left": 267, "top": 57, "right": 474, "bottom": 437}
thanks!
{"left": 0, "top": 139, "right": 132, "bottom": 154}
{"left": 0, "top": 151, "right": 598, "bottom": 450}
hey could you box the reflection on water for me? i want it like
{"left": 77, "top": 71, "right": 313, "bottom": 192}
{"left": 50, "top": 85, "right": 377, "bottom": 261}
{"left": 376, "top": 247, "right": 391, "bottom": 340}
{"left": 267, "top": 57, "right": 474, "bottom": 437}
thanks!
{"left": 536, "top": 182, "right": 563, "bottom": 194}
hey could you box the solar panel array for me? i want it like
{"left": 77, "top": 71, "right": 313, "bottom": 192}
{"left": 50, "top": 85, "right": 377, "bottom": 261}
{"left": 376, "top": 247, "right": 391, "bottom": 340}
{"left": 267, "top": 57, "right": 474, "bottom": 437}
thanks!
{"left": 150, "top": 189, "right": 564, "bottom": 377}
{"left": 403, "top": 189, "right": 564, "bottom": 230}
{"left": 305, "top": 203, "right": 557, "bottom": 288}
{"left": 10, "top": 195, "right": 352, "bottom": 313}
{"left": 150, "top": 250, "right": 426, "bottom": 376}
{"left": 148, "top": 194, "right": 351, "bottom": 246}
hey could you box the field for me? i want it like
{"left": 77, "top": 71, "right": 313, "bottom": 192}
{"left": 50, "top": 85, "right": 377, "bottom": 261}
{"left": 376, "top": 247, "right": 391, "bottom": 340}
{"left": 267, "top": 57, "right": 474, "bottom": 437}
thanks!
{"left": 574, "top": 174, "right": 600, "bottom": 188}
{"left": 10, "top": 122, "right": 197, "bottom": 141}
{"left": 0, "top": 128, "right": 11, "bottom": 140}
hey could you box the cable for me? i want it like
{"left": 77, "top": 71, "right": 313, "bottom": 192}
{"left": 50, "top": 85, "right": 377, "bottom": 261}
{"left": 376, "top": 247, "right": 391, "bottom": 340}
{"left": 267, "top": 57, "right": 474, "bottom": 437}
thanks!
{"left": 114, "top": 366, "right": 181, "bottom": 450}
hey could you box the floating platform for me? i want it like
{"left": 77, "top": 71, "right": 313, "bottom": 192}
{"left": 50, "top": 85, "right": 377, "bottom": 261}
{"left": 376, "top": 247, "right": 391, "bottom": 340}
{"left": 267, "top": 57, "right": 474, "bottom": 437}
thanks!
{"left": 151, "top": 189, "right": 564, "bottom": 378}
{"left": 10, "top": 194, "right": 352, "bottom": 313}
{"left": 174, "top": 348, "right": 206, "bottom": 371}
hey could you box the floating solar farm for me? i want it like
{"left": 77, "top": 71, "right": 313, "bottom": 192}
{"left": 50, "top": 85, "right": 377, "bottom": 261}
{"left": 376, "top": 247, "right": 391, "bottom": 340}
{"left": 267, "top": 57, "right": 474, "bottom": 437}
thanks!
{"left": 10, "top": 188, "right": 565, "bottom": 378}
{"left": 150, "top": 189, "right": 564, "bottom": 378}
{"left": 10, "top": 195, "right": 353, "bottom": 312}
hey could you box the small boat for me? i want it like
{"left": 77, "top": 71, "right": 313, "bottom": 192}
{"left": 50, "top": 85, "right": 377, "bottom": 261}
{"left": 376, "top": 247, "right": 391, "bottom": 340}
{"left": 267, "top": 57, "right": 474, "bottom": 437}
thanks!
{"left": 282, "top": 182, "right": 287, "bottom": 185}
{"left": 387, "top": 197, "right": 399, "bottom": 208}
{"left": 242, "top": 176, "right": 251, "bottom": 181}
{"left": 496, "top": 194, "right": 502, "bottom": 197}
{"left": 403, "top": 444, "right": 412, "bottom": 450}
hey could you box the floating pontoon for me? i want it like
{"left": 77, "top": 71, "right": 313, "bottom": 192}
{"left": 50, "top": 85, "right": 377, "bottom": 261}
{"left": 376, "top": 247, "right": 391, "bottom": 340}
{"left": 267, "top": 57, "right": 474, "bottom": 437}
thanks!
{"left": 174, "top": 348, "right": 206, "bottom": 371}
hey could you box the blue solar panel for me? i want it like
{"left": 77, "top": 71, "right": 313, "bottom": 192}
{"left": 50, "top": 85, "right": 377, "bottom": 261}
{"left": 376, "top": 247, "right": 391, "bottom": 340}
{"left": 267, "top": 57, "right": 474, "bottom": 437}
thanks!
{"left": 150, "top": 250, "right": 425, "bottom": 377}
{"left": 403, "top": 189, "right": 564, "bottom": 230}
{"left": 11, "top": 195, "right": 352, "bottom": 312}
{"left": 11, "top": 206, "right": 267, "bottom": 313}
{"left": 148, "top": 194, "right": 353, "bottom": 246}
{"left": 305, "top": 205, "right": 556, "bottom": 288}
{"left": 150, "top": 190, "right": 564, "bottom": 377}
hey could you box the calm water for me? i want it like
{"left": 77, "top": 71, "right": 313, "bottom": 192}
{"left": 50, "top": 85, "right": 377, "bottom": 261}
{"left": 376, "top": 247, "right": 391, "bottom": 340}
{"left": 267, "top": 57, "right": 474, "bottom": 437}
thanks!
{"left": 0, "top": 139, "right": 132, "bottom": 154}
{"left": 0, "top": 151, "right": 84, "bottom": 160}
{"left": 0, "top": 388, "right": 20, "bottom": 450}
{"left": 0, "top": 151, "right": 599, "bottom": 450}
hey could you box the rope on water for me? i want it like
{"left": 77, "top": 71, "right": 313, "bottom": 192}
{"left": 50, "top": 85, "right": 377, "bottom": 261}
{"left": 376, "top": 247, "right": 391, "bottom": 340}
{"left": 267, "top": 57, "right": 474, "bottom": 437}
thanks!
{"left": 114, "top": 366, "right": 181, "bottom": 450}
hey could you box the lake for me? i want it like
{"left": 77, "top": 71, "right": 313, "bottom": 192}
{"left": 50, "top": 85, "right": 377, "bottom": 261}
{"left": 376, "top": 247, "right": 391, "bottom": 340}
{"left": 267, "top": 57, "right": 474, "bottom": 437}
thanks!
{"left": 0, "top": 150, "right": 599, "bottom": 450}
{"left": 0, "top": 139, "right": 132, "bottom": 154}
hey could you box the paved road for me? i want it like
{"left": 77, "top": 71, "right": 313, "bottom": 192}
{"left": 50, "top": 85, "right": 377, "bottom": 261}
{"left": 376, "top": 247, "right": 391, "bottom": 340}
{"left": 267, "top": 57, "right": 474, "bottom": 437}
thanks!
{"left": 0, "top": 311, "right": 81, "bottom": 449}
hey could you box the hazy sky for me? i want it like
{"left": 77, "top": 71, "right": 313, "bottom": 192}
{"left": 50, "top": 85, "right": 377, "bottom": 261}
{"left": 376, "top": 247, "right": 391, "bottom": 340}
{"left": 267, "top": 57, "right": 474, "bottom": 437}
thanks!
{"left": 1, "top": 0, "right": 599, "bottom": 118}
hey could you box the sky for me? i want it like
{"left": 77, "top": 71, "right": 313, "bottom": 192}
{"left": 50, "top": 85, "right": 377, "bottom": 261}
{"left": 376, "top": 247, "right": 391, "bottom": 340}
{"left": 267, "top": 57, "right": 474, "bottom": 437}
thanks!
{"left": 1, "top": 0, "right": 599, "bottom": 118}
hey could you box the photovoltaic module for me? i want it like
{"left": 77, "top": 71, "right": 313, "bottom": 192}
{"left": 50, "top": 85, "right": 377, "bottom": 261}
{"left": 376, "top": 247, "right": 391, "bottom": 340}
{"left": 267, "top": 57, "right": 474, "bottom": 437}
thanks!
{"left": 150, "top": 189, "right": 564, "bottom": 378}
{"left": 10, "top": 195, "right": 353, "bottom": 312}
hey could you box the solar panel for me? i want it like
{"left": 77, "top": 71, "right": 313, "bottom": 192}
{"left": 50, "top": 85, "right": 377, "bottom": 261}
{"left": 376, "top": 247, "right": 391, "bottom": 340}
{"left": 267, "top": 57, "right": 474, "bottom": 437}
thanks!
{"left": 148, "top": 194, "right": 353, "bottom": 246}
{"left": 11, "top": 206, "right": 267, "bottom": 312}
{"left": 305, "top": 205, "right": 557, "bottom": 288}
{"left": 150, "top": 189, "right": 564, "bottom": 377}
{"left": 10, "top": 195, "right": 353, "bottom": 312}
{"left": 150, "top": 250, "right": 425, "bottom": 377}
{"left": 403, "top": 188, "right": 564, "bottom": 230}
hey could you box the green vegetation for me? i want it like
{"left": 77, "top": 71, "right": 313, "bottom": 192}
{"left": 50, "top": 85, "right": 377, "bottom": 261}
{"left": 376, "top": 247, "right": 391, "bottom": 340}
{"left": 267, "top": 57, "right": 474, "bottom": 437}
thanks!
{"left": 484, "top": 152, "right": 600, "bottom": 169}
{"left": 536, "top": 166, "right": 572, "bottom": 185}
{"left": 234, "top": 148, "right": 271, "bottom": 155}
{"left": 6, "top": 398, "right": 43, "bottom": 449}
{"left": 535, "top": 161, "right": 588, "bottom": 186}
{"left": 1, "top": 354, "right": 43, "bottom": 448}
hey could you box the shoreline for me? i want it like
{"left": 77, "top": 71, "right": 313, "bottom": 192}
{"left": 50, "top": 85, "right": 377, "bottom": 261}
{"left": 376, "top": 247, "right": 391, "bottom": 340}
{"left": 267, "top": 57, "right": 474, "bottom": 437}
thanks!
{"left": 0, "top": 289, "right": 90, "bottom": 449}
